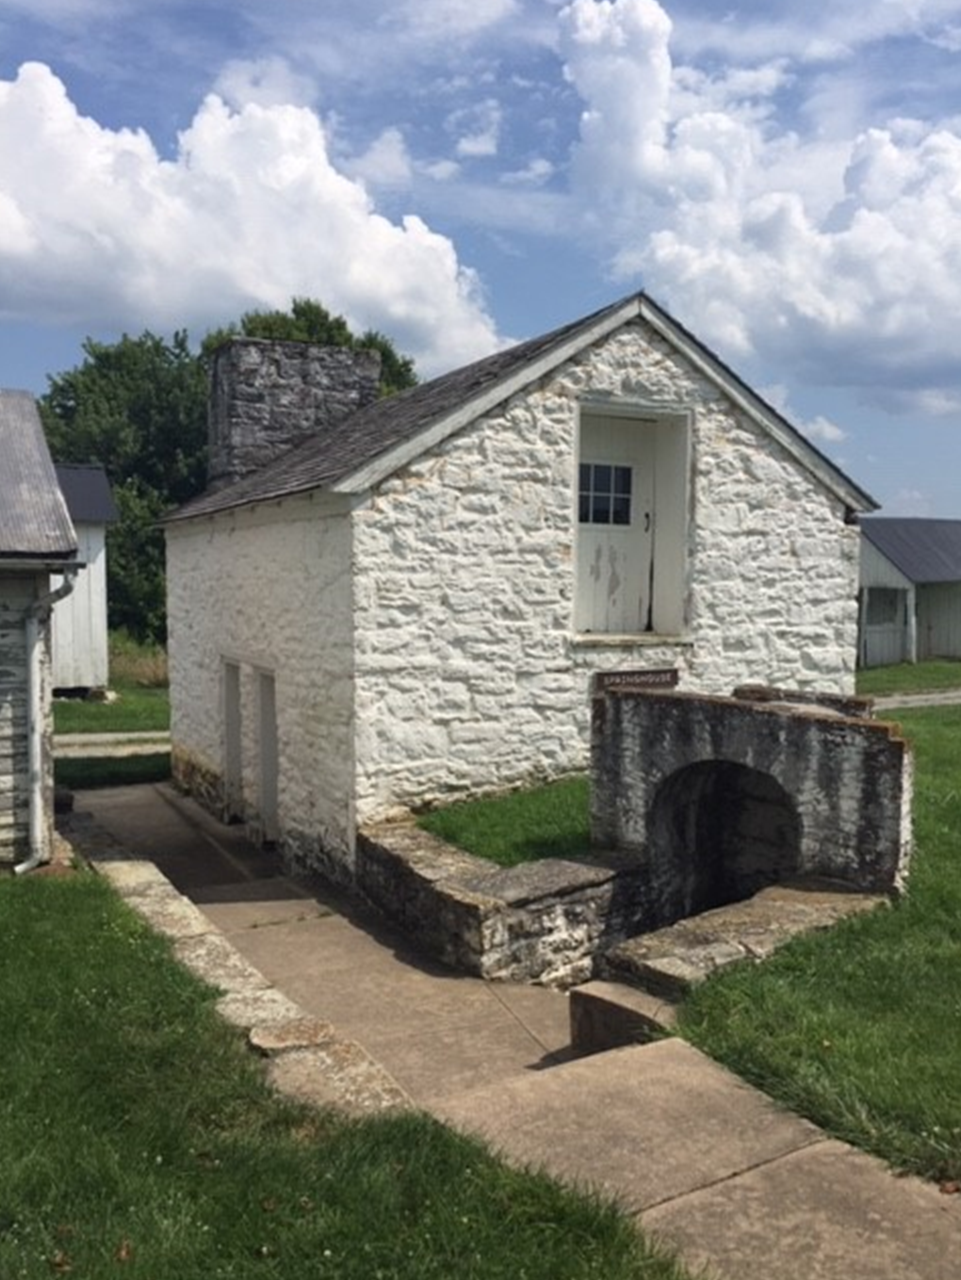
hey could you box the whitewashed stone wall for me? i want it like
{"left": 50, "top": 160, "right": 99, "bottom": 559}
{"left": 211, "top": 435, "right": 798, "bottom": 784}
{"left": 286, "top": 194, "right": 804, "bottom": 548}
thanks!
{"left": 166, "top": 495, "right": 357, "bottom": 877}
{"left": 351, "top": 321, "right": 860, "bottom": 826}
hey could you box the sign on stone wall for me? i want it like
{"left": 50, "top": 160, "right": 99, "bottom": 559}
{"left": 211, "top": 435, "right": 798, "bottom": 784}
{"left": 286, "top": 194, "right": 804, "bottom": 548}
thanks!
{"left": 596, "top": 669, "right": 679, "bottom": 694}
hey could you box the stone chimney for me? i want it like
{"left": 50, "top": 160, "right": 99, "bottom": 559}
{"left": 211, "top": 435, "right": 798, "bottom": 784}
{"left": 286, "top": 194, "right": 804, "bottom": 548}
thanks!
{"left": 207, "top": 338, "right": 382, "bottom": 491}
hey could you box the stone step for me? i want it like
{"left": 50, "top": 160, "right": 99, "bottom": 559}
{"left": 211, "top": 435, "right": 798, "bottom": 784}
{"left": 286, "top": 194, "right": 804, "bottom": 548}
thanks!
{"left": 599, "top": 880, "right": 888, "bottom": 1002}
{"left": 569, "top": 978, "right": 678, "bottom": 1054}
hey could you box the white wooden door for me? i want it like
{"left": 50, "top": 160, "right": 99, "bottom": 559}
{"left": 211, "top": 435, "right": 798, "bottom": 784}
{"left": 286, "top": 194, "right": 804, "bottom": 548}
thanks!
{"left": 576, "top": 417, "right": 655, "bottom": 633}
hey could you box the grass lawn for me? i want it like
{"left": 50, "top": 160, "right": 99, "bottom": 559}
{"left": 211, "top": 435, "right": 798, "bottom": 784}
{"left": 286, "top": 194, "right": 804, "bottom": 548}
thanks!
{"left": 0, "top": 875, "right": 689, "bottom": 1280}
{"left": 856, "top": 658, "right": 961, "bottom": 697}
{"left": 418, "top": 777, "right": 590, "bottom": 867}
{"left": 53, "top": 686, "right": 170, "bottom": 735}
{"left": 53, "top": 632, "right": 170, "bottom": 735}
{"left": 420, "top": 708, "right": 961, "bottom": 1183}
{"left": 55, "top": 752, "right": 172, "bottom": 790}
{"left": 680, "top": 705, "right": 961, "bottom": 1183}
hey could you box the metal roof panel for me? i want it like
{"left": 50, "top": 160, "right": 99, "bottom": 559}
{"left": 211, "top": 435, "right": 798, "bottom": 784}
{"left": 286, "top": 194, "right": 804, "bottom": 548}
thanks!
{"left": 0, "top": 391, "right": 77, "bottom": 559}
{"left": 861, "top": 518, "right": 961, "bottom": 584}
{"left": 55, "top": 463, "right": 118, "bottom": 524}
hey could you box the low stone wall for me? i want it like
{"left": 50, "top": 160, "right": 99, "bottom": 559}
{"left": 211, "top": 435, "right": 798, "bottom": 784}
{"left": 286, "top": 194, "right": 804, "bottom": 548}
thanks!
{"left": 356, "top": 824, "right": 653, "bottom": 986}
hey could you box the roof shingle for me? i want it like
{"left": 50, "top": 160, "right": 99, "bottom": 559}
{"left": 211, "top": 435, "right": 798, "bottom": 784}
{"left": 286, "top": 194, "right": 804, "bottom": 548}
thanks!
{"left": 166, "top": 291, "right": 875, "bottom": 524}
{"left": 55, "top": 464, "right": 118, "bottom": 525}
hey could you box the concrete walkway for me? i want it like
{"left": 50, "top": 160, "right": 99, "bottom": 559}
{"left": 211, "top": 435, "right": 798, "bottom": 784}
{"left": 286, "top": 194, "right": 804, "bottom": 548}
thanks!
{"left": 60, "top": 783, "right": 961, "bottom": 1280}
{"left": 54, "top": 730, "right": 171, "bottom": 757}
{"left": 873, "top": 688, "right": 961, "bottom": 709}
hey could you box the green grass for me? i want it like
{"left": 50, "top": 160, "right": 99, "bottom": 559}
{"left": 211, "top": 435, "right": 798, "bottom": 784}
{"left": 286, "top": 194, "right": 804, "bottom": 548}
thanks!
{"left": 53, "top": 686, "right": 170, "bottom": 735}
{"left": 0, "top": 874, "right": 690, "bottom": 1280}
{"left": 55, "top": 752, "right": 172, "bottom": 790}
{"left": 420, "top": 709, "right": 961, "bottom": 1183}
{"left": 53, "top": 632, "right": 170, "bottom": 735}
{"left": 856, "top": 658, "right": 961, "bottom": 697}
{"left": 680, "top": 705, "right": 961, "bottom": 1183}
{"left": 417, "top": 776, "right": 590, "bottom": 867}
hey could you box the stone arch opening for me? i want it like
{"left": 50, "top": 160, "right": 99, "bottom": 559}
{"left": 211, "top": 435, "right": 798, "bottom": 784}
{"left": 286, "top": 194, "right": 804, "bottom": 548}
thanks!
{"left": 648, "top": 761, "right": 801, "bottom": 926}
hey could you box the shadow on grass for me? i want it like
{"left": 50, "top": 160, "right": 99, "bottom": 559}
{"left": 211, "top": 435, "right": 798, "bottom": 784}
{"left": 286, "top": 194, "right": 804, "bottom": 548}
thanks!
{"left": 55, "top": 752, "right": 172, "bottom": 791}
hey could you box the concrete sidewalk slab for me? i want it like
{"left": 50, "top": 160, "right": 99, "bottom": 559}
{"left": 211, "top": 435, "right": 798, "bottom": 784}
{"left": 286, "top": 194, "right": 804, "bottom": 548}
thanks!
{"left": 434, "top": 1038, "right": 961, "bottom": 1280}
{"left": 433, "top": 1038, "right": 825, "bottom": 1215}
{"left": 210, "top": 902, "right": 571, "bottom": 1105}
{"left": 643, "top": 1138, "right": 961, "bottom": 1280}
{"left": 72, "top": 784, "right": 572, "bottom": 1110}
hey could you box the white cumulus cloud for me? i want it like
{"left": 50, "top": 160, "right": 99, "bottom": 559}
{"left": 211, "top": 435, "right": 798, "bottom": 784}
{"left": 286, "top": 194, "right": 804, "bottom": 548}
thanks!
{"left": 557, "top": 0, "right": 961, "bottom": 413}
{"left": 0, "top": 61, "right": 500, "bottom": 375}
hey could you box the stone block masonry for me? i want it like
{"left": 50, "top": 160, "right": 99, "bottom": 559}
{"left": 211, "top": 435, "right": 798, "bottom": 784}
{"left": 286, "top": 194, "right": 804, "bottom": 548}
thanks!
{"left": 591, "top": 685, "right": 912, "bottom": 935}
{"left": 168, "top": 314, "right": 866, "bottom": 889}
{"left": 207, "top": 339, "right": 381, "bottom": 490}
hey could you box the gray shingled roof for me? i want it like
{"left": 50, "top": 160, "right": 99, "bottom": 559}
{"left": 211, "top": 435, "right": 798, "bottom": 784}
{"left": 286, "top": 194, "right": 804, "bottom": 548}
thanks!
{"left": 167, "top": 291, "right": 875, "bottom": 524}
{"left": 55, "top": 464, "right": 118, "bottom": 525}
{"left": 861, "top": 518, "right": 961, "bottom": 584}
{"left": 0, "top": 390, "right": 77, "bottom": 560}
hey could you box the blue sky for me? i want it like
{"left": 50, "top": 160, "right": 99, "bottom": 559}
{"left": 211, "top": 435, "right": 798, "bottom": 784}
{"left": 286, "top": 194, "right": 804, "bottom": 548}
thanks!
{"left": 2, "top": 0, "right": 960, "bottom": 515}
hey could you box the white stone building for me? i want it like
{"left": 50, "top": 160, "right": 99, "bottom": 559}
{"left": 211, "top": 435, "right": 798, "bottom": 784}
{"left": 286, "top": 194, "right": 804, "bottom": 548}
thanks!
{"left": 164, "top": 293, "right": 876, "bottom": 884}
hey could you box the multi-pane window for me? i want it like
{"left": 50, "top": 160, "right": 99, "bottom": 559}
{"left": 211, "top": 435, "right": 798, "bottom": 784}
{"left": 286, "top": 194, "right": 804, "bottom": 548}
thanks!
{"left": 579, "top": 463, "right": 632, "bottom": 525}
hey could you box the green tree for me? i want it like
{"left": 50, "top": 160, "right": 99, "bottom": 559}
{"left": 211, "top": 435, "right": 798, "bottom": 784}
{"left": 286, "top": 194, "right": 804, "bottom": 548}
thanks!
{"left": 40, "top": 331, "right": 208, "bottom": 644}
{"left": 41, "top": 303, "right": 416, "bottom": 644}
{"left": 202, "top": 297, "right": 418, "bottom": 396}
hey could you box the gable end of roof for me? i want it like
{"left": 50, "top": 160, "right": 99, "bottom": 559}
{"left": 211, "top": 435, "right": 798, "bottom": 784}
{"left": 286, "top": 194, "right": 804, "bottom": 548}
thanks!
{"left": 166, "top": 291, "right": 876, "bottom": 523}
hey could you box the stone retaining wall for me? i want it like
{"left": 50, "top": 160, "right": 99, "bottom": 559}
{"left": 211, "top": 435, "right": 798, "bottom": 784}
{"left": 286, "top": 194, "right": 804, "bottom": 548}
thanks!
{"left": 357, "top": 824, "right": 654, "bottom": 986}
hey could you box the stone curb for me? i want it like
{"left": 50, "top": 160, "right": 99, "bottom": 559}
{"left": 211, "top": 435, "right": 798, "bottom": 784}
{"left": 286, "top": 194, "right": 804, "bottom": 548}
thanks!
{"left": 65, "top": 829, "right": 413, "bottom": 1117}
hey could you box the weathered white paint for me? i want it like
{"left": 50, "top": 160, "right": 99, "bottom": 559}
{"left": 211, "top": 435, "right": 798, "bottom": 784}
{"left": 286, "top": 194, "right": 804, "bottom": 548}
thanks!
{"left": 51, "top": 522, "right": 109, "bottom": 688}
{"left": 165, "top": 493, "right": 358, "bottom": 875}
{"left": 350, "top": 323, "right": 859, "bottom": 830}
{"left": 576, "top": 413, "right": 658, "bottom": 634}
{"left": 168, "top": 320, "right": 861, "bottom": 880}
{"left": 918, "top": 582, "right": 961, "bottom": 659}
{"left": 0, "top": 573, "right": 55, "bottom": 864}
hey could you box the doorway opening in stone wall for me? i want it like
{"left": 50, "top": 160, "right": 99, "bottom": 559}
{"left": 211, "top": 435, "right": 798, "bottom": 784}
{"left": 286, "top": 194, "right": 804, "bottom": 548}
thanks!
{"left": 647, "top": 761, "right": 801, "bottom": 927}
{"left": 223, "top": 660, "right": 243, "bottom": 824}
{"left": 257, "top": 670, "right": 280, "bottom": 846}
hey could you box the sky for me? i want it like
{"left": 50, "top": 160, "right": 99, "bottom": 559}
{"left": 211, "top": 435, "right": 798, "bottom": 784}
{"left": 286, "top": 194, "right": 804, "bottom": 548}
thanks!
{"left": 1, "top": 0, "right": 961, "bottom": 516}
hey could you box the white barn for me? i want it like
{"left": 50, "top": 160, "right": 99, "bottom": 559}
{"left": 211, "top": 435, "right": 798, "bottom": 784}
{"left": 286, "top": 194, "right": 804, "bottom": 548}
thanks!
{"left": 164, "top": 293, "right": 876, "bottom": 884}
{"left": 859, "top": 518, "right": 961, "bottom": 667}
{"left": 52, "top": 464, "right": 117, "bottom": 690}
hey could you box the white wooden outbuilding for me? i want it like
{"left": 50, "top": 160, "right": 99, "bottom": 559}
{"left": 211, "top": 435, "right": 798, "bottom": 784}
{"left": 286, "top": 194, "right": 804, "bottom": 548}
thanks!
{"left": 0, "top": 392, "right": 78, "bottom": 869}
{"left": 859, "top": 518, "right": 961, "bottom": 666}
{"left": 51, "top": 464, "right": 117, "bottom": 690}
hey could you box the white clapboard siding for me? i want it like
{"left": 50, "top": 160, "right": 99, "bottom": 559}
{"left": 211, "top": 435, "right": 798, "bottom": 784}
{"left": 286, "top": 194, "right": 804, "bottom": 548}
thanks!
{"left": 51, "top": 522, "right": 109, "bottom": 688}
